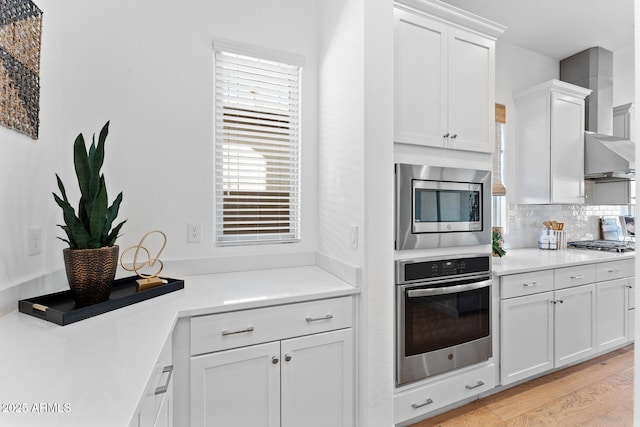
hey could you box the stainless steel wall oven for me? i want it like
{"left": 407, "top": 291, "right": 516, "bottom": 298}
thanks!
{"left": 396, "top": 254, "right": 492, "bottom": 386}
{"left": 395, "top": 164, "right": 491, "bottom": 250}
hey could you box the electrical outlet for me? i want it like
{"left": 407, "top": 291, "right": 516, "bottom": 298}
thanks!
{"left": 187, "top": 223, "right": 202, "bottom": 243}
{"left": 28, "top": 227, "right": 41, "bottom": 255}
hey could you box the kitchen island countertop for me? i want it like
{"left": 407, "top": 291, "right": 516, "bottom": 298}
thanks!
{"left": 492, "top": 247, "right": 635, "bottom": 276}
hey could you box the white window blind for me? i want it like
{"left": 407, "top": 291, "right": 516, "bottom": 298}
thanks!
{"left": 214, "top": 48, "right": 301, "bottom": 245}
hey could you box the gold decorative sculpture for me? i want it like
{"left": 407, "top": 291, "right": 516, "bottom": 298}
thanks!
{"left": 120, "top": 230, "right": 167, "bottom": 291}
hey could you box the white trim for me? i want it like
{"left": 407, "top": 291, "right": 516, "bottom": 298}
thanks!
{"left": 212, "top": 38, "right": 305, "bottom": 67}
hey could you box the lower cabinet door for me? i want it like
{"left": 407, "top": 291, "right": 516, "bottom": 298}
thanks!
{"left": 190, "top": 341, "right": 281, "bottom": 427}
{"left": 501, "top": 292, "right": 554, "bottom": 385}
{"left": 281, "top": 329, "right": 354, "bottom": 427}
{"left": 554, "top": 284, "right": 596, "bottom": 367}
{"left": 597, "top": 279, "right": 629, "bottom": 351}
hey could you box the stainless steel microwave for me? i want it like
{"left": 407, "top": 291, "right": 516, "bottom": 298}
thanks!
{"left": 395, "top": 164, "right": 491, "bottom": 250}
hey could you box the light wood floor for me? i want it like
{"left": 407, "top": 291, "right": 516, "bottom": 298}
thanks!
{"left": 410, "top": 344, "right": 634, "bottom": 427}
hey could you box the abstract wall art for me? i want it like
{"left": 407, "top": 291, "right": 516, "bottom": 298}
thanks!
{"left": 0, "top": 0, "right": 43, "bottom": 140}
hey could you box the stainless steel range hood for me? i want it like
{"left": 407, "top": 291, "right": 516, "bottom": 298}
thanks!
{"left": 560, "top": 47, "right": 635, "bottom": 181}
{"left": 584, "top": 132, "right": 635, "bottom": 179}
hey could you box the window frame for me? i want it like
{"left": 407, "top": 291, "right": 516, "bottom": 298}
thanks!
{"left": 213, "top": 40, "right": 304, "bottom": 246}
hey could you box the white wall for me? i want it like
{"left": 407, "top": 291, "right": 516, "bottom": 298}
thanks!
{"left": 318, "top": 0, "right": 366, "bottom": 272}
{"left": 0, "top": 0, "right": 321, "bottom": 293}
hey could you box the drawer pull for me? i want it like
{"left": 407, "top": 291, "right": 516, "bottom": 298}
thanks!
{"left": 306, "top": 314, "right": 333, "bottom": 323}
{"left": 465, "top": 380, "right": 485, "bottom": 390}
{"left": 221, "top": 326, "right": 254, "bottom": 336}
{"left": 154, "top": 365, "right": 173, "bottom": 395}
{"left": 608, "top": 269, "right": 619, "bottom": 273}
{"left": 522, "top": 282, "right": 538, "bottom": 287}
{"left": 411, "top": 398, "right": 434, "bottom": 409}
{"left": 570, "top": 275, "right": 584, "bottom": 279}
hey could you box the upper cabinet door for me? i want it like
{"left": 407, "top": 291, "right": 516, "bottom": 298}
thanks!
{"left": 550, "top": 92, "right": 586, "bottom": 204}
{"left": 447, "top": 27, "right": 495, "bottom": 153}
{"left": 394, "top": 9, "right": 448, "bottom": 148}
{"left": 393, "top": 6, "right": 499, "bottom": 153}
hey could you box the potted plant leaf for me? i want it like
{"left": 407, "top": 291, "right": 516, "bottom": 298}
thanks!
{"left": 53, "top": 121, "right": 126, "bottom": 306}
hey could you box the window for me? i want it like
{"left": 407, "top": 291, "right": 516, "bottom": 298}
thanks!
{"left": 214, "top": 42, "right": 302, "bottom": 245}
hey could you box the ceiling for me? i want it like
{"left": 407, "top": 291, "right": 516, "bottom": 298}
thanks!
{"left": 439, "top": 0, "right": 634, "bottom": 60}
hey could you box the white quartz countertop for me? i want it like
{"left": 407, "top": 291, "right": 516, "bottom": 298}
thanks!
{"left": 0, "top": 266, "right": 358, "bottom": 427}
{"left": 492, "top": 248, "right": 635, "bottom": 276}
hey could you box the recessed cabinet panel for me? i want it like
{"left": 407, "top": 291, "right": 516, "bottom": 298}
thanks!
{"left": 190, "top": 342, "right": 281, "bottom": 427}
{"left": 554, "top": 284, "right": 596, "bottom": 367}
{"left": 597, "top": 278, "right": 629, "bottom": 352}
{"left": 394, "top": 10, "right": 446, "bottom": 147}
{"left": 281, "top": 329, "right": 354, "bottom": 427}
{"left": 550, "top": 94, "right": 586, "bottom": 204}
{"left": 447, "top": 28, "right": 493, "bottom": 153}
{"left": 501, "top": 292, "right": 554, "bottom": 385}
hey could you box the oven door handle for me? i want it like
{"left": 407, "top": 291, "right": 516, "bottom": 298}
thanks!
{"left": 406, "top": 279, "right": 492, "bottom": 298}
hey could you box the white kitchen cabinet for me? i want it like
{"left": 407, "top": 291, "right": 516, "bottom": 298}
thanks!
{"left": 499, "top": 259, "right": 634, "bottom": 387}
{"left": 393, "top": 5, "right": 502, "bottom": 153}
{"left": 191, "top": 330, "right": 353, "bottom": 427}
{"left": 515, "top": 80, "right": 592, "bottom": 204}
{"left": 501, "top": 291, "right": 554, "bottom": 385}
{"left": 135, "top": 335, "right": 174, "bottom": 427}
{"left": 501, "top": 284, "right": 597, "bottom": 386}
{"left": 554, "top": 284, "right": 596, "bottom": 367}
{"left": 596, "top": 278, "right": 629, "bottom": 351}
{"left": 393, "top": 362, "right": 496, "bottom": 424}
{"left": 191, "top": 341, "right": 280, "bottom": 427}
{"left": 189, "top": 297, "right": 354, "bottom": 427}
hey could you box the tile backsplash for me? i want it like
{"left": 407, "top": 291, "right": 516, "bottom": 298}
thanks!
{"left": 501, "top": 203, "right": 634, "bottom": 249}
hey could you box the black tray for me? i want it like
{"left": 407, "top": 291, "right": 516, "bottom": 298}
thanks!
{"left": 18, "top": 276, "right": 184, "bottom": 326}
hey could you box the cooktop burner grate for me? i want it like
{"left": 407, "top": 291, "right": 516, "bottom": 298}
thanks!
{"left": 568, "top": 240, "right": 635, "bottom": 252}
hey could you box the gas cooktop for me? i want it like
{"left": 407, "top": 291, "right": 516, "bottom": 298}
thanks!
{"left": 567, "top": 240, "right": 635, "bottom": 253}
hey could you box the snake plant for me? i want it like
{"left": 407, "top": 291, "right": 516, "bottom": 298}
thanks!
{"left": 53, "top": 121, "right": 126, "bottom": 249}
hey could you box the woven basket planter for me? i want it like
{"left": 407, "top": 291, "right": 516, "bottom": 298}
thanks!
{"left": 63, "top": 245, "right": 119, "bottom": 307}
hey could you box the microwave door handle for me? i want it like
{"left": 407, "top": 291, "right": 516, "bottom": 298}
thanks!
{"left": 406, "top": 279, "right": 492, "bottom": 298}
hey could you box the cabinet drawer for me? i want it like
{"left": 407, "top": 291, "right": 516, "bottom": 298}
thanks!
{"left": 393, "top": 363, "right": 495, "bottom": 425}
{"left": 190, "top": 297, "right": 352, "bottom": 356}
{"left": 596, "top": 260, "right": 634, "bottom": 282}
{"left": 554, "top": 264, "right": 595, "bottom": 289}
{"left": 501, "top": 270, "right": 554, "bottom": 299}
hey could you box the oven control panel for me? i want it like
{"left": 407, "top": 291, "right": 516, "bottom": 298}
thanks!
{"left": 398, "top": 255, "right": 490, "bottom": 283}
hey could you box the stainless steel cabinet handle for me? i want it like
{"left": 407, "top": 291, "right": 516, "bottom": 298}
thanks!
{"left": 411, "top": 398, "right": 434, "bottom": 409}
{"left": 306, "top": 314, "right": 333, "bottom": 322}
{"left": 284, "top": 354, "right": 292, "bottom": 362}
{"left": 272, "top": 356, "right": 279, "bottom": 365}
{"left": 570, "top": 275, "right": 584, "bottom": 279}
{"left": 522, "top": 282, "right": 538, "bottom": 287}
{"left": 465, "top": 380, "right": 484, "bottom": 390}
{"left": 221, "top": 326, "right": 254, "bottom": 336}
{"left": 155, "top": 365, "right": 173, "bottom": 395}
